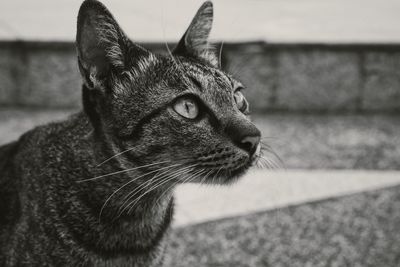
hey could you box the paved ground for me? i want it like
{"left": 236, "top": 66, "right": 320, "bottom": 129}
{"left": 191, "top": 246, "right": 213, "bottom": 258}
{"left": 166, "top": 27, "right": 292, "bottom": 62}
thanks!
{"left": 0, "top": 0, "right": 399, "bottom": 43}
{"left": 167, "top": 185, "right": 400, "bottom": 266}
{"left": 175, "top": 170, "right": 400, "bottom": 226}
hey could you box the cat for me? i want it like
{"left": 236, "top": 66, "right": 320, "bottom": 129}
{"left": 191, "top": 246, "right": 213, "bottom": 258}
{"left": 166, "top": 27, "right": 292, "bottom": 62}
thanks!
{"left": 0, "top": 0, "right": 261, "bottom": 266}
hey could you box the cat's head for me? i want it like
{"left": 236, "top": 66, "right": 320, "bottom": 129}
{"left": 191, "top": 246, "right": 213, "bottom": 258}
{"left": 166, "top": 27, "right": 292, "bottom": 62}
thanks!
{"left": 76, "top": 0, "right": 261, "bottom": 184}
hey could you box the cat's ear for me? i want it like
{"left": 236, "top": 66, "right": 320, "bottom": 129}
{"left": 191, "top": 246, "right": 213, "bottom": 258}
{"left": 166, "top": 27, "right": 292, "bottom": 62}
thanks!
{"left": 173, "top": 1, "right": 218, "bottom": 66}
{"left": 76, "top": 0, "right": 148, "bottom": 90}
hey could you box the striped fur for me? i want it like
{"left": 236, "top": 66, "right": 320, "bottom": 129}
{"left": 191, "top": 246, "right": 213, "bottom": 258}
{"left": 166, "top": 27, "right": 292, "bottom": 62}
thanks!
{"left": 0, "top": 1, "right": 263, "bottom": 266}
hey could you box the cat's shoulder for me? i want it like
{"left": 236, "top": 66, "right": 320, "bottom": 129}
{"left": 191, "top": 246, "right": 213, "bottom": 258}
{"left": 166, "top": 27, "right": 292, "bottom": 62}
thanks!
{"left": 0, "top": 141, "right": 18, "bottom": 174}
{"left": 26, "top": 111, "right": 88, "bottom": 143}
{"left": 1, "top": 112, "right": 89, "bottom": 165}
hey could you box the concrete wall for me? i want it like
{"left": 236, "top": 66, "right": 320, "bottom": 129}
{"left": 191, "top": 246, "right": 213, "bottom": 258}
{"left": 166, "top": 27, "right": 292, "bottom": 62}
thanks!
{"left": 0, "top": 41, "right": 399, "bottom": 113}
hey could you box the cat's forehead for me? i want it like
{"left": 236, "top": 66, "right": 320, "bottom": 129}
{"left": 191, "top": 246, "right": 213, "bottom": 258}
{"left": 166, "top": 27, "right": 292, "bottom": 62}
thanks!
{"left": 180, "top": 60, "right": 241, "bottom": 108}
{"left": 179, "top": 60, "right": 235, "bottom": 89}
{"left": 129, "top": 54, "right": 239, "bottom": 94}
{"left": 181, "top": 60, "right": 234, "bottom": 85}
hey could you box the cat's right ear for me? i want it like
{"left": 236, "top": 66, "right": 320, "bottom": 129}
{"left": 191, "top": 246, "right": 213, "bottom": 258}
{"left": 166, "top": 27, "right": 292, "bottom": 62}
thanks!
{"left": 76, "top": 0, "right": 147, "bottom": 91}
{"left": 173, "top": 1, "right": 218, "bottom": 66}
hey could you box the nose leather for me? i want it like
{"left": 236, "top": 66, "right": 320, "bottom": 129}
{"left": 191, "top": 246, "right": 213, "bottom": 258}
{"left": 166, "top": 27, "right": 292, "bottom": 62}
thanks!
{"left": 224, "top": 117, "right": 261, "bottom": 155}
{"left": 241, "top": 135, "right": 261, "bottom": 155}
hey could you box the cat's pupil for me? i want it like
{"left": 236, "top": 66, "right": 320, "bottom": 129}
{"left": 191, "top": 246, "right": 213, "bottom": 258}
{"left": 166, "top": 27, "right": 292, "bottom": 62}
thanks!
{"left": 185, "top": 100, "right": 197, "bottom": 116}
{"left": 185, "top": 102, "right": 191, "bottom": 112}
{"left": 173, "top": 97, "right": 199, "bottom": 119}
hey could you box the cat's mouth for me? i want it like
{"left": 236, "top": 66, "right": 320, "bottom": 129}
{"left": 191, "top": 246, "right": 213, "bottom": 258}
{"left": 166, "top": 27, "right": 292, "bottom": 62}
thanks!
{"left": 223, "top": 164, "right": 250, "bottom": 181}
{"left": 187, "top": 157, "right": 253, "bottom": 185}
{"left": 187, "top": 146, "right": 260, "bottom": 185}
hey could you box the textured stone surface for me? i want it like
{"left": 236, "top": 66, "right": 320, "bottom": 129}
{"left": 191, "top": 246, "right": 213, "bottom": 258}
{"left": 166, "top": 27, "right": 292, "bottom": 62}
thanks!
{"left": 1, "top": 42, "right": 400, "bottom": 112}
{"left": 276, "top": 50, "right": 360, "bottom": 111}
{"left": 0, "top": 108, "right": 72, "bottom": 145}
{"left": 254, "top": 114, "right": 400, "bottom": 170}
{"left": 166, "top": 185, "right": 400, "bottom": 267}
{"left": 363, "top": 52, "right": 400, "bottom": 111}
{"left": 225, "top": 45, "right": 276, "bottom": 111}
{"left": 0, "top": 48, "right": 17, "bottom": 104}
{"left": 20, "top": 49, "right": 82, "bottom": 108}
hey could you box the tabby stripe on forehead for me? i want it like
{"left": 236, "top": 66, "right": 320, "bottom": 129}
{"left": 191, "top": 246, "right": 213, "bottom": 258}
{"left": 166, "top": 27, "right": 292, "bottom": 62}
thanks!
{"left": 188, "top": 76, "right": 203, "bottom": 92}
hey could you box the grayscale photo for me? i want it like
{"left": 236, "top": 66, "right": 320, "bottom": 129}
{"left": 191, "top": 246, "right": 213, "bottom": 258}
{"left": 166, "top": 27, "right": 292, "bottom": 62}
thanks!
{"left": 0, "top": 0, "right": 399, "bottom": 266}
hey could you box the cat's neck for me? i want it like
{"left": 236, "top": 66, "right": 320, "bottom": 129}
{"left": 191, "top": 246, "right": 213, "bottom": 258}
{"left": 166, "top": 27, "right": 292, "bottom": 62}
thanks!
{"left": 51, "top": 112, "right": 174, "bottom": 259}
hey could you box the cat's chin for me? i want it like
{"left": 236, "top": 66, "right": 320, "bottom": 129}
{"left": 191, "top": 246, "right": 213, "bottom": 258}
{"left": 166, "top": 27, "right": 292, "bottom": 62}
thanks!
{"left": 189, "top": 164, "right": 251, "bottom": 185}
{"left": 219, "top": 165, "right": 251, "bottom": 185}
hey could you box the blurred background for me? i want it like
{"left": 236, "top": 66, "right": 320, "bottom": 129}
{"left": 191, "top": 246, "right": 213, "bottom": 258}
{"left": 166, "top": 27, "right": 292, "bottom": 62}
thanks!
{"left": 1, "top": 0, "right": 400, "bottom": 266}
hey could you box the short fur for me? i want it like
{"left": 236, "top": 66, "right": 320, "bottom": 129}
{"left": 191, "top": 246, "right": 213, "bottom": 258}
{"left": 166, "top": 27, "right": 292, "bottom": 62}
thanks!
{"left": 0, "top": 1, "right": 261, "bottom": 266}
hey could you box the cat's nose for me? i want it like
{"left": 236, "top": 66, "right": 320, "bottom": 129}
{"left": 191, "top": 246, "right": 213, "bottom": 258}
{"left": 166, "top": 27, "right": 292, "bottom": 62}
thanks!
{"left": 240, "top": 135, "right": 261, "bottom": 155}
{"left": 225, "top": 118, "right": 261, "bottom": 156}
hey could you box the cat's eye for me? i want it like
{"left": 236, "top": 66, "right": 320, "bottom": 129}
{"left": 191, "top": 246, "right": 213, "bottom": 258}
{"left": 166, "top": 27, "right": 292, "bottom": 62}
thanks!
{"left": 173, "top": 97, "right": 199, "bottom": 119}
{"left": 234, "top": 90, "right": 248, "bottom": 113}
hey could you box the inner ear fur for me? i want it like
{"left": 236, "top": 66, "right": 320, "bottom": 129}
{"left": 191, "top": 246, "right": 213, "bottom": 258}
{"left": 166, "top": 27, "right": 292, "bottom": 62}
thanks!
{"left": 173, "top": 1, "right": 218, "bottom": 66}
{"left": 76, "top": 0, "right": 126, "bottom": 88}
{"left": 76, "top": 0, "right": 150, "bottom": 90}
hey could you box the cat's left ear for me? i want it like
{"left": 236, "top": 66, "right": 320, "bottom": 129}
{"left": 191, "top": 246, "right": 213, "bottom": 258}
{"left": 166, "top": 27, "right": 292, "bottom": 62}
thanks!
{"left": 76, "top": 0, "right": 151, "bottom": 91}
{"left": 173, "top": 1, "right": 218, "bottom": 67}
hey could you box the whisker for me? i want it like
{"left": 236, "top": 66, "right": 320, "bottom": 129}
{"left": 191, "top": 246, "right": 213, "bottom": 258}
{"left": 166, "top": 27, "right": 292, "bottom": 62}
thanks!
{"left": 228, "top": 53, "right": 256, "bottom": 77}
{"left": 262, "top": 147, "right": 284, "bottom": 169}
{"left": 159, "top": 0, "right": 185, "bottom": 74}
{"left": 125, "top": 165, "right": 198, "bottom": 214}
{"left": 258, "top": 156, "right": 270, "bottom": 169}
{"left": 261, "top": 136, "right": 280, "bottom": 141}
{"left": 98, "top": 163, "right": 181, "bottom": 221}
{"left": 77, "top": 160, "right": 171, "bottom": 183}
{"left": 117, "top": 164, "right": 197, "bottom": 216}
{"left": 256, "top": 156, "right": 268, "bottom": 169}
{"left": 259, "top": 157, "right": 268, "bottom": 169}
{"left": 259, "top": 141, "right": 285, "bottom": 169}
{"left": 199, "top": 168, "right": 212, "bottom": 184}
{"left": 258, "top": 155, "right": 280, "bottom": 170}
{"left": 212, "top": 166, "right": 223, "bottom": 184}
{"left": 186, "top": 168, "right": 208, "bottom": 185}
{"left": 117, "top": 163, "right": 199, "bottom": 215}
{"left": 218, "top": 41, "right": 224, "bottom": 69}
{"left": 96, "top": 147, "right": 136, "bottom": 167}
{"left": 154, "top": 167, "right": 205, "bottom": 206}
{"left": 126, "top": 164, "right": 205, "bottom": 213}
{"left": 120, "top": 165, "right": 177, "bottom": 203}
